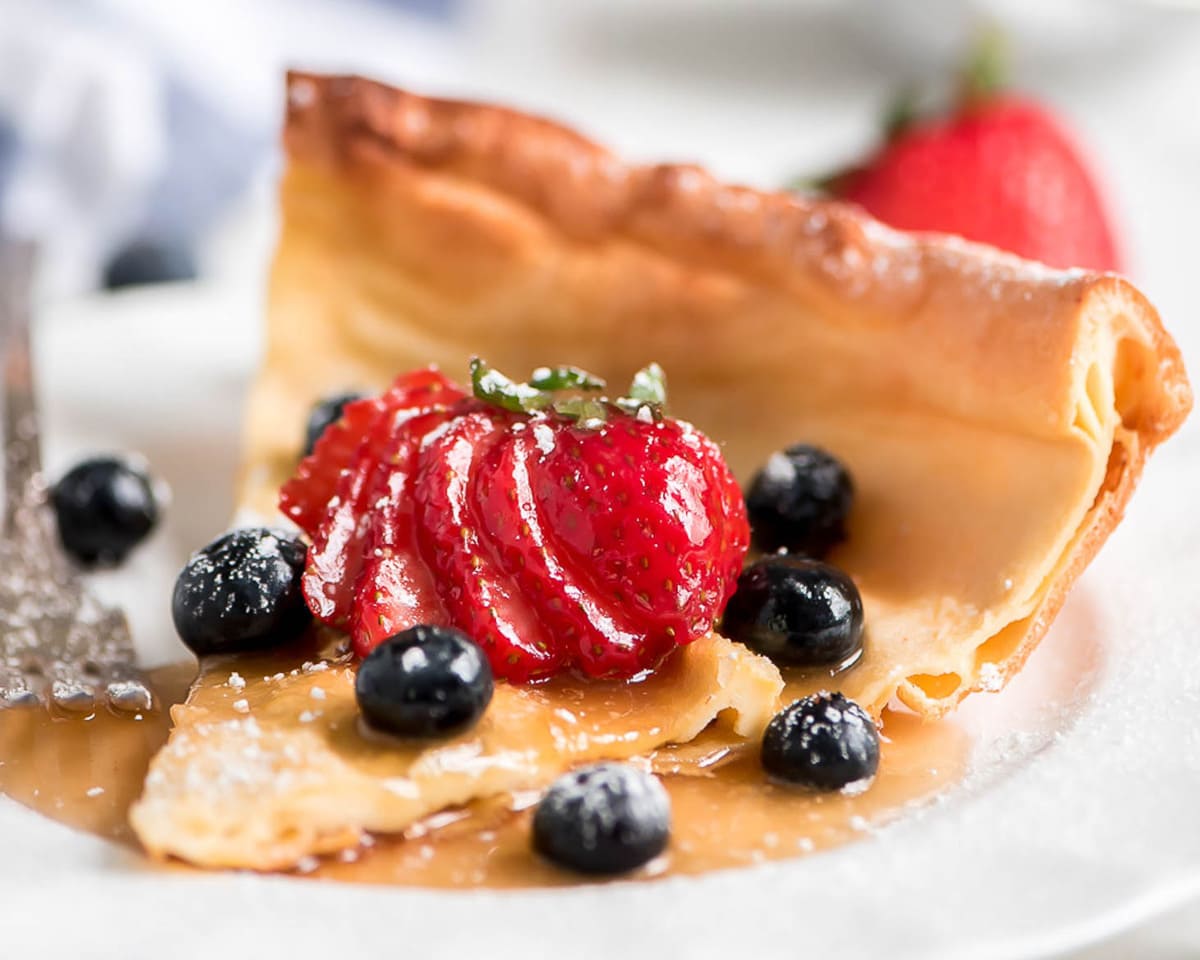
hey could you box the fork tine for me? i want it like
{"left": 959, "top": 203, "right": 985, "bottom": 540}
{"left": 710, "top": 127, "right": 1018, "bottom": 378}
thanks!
{"left": 46, "top": 658, "right": 98, "bottom": 712}
{"left": 104, "top": 662, "right": 154, "bottom": 713}
{"left": 0, "top": 666, "right": 40, "bottom": 708}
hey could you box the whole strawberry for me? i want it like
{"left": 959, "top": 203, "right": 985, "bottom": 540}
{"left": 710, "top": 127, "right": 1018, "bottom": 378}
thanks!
{"left": 280, "top": 361, "right": 749, "bottom": 682}
{"left": 825, "top": 40, "right": 1121, "bottom": 273}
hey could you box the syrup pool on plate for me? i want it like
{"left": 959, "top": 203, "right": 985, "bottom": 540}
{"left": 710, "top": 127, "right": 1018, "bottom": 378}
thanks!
{"left": 308, "top": 709, "right": 965, "bottom": 888}
{"left": 0, "top": 664, "right": 194, "bottom": 843}
{"left": 0, "top": 648, "right": 966, "bottom": 886}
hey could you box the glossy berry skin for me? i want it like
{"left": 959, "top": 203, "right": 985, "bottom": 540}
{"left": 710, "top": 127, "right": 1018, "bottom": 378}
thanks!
{"left": 355, "top": 625, "right": 493, "bottom": 738}
{"left": 533, "top": 763, "right": 671, "bottom": 875}
{"left": 722, "top": 557, "right": 864, "bottom": 668}
{"left": 280, "top": 368, "right": 748, "bottom": 682}
{"left": 303, "top": 391, "right": 367, "bottom": 457}
{"left": 171, "top": 528, "right": 311, "bottom": 656}
{"left": 761, "top": 693, "right": 879, "bottom": 791}
{"left": 746, "top": 444, "right": 852, "bottom": 557}
{"left": 51, "top": 457, "right": 159, "bottom": 567}
{"left": 833, "top": 97, "right": 1120, "bottom": 272}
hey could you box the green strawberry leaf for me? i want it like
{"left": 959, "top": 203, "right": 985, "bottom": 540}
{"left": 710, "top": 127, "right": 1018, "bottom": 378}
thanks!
{"left": 470, "top": 358, "right": 668, "bottom": 427}
{"left": 470, "top": 357, "right": 554, "bottom": 413}
{"left": 626, "top": 362, "right": 667, "bottom": 406}
{"left": 529, "top": 365, "right": 607, "bottom": 393}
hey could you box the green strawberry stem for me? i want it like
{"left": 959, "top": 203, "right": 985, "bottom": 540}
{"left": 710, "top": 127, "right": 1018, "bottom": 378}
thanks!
{"left": 552, "top": 396, "right": 611, "bottom": 425}
{"left": 960, "top": 25, "right": 1009, "bottom": 105}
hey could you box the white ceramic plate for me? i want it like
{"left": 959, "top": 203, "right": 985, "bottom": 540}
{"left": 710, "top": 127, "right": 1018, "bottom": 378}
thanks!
{"left": 4, "top": 283, "right": 1198, "bottom": 959}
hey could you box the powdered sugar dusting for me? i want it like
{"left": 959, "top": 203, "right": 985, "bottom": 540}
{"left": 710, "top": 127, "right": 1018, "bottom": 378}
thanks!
{"left": 977, "top": 663, "right": 1004, "bottom": 692}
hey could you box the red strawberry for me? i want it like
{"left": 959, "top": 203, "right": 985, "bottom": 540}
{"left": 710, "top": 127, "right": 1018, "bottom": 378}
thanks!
{"left": 413, "top": 410, "right": 562, "bottom": 681}
{"left": 825, "top": 41, "right": 1121, "bottom": 272}
{"left": 350, "top": 405, "right": 453, "bottom": 651}
{"left": 280, "top": 395, "right": 384, "bottom": 535}
{"left": 280, "top": 368, "right": 464, "bottom": 534}
{"left": 472, "top": 430, "right": 639, "bottom": 677}
{"left": 537, "top": 416, "right": 747, "bottom": 669}
{"left": 278, "top": 361, "right": 749, "bottom": 682}
{"left": 281, "top": 369, "right": 465, "bottom": 626}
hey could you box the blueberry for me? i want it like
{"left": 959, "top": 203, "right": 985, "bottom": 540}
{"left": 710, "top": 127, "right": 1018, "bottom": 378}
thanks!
{"left": 533, "top": 763, "right": 670, "bottom": 875}
{"left": 171, "top": 528, "right": 311, "bottom": 656}
{"left": 103, "top": 239, "right": 197, "bottom": 289}
{"left": 303, "top": 392, "right": 366, "bottom": 456}
{"left": 722, "top": 556, "right": 864, "bottom": 669}
{"left": 355, "top": 625, "right": 493, "bottom": 738}
{"left": 761, "top": 693, "right": 879, "bottom": 790}
{"left": 51, "top": 457, "right": 159, "bottom": 567}
{"left": 746, "top": 444, "right": 853, "bottom": 556}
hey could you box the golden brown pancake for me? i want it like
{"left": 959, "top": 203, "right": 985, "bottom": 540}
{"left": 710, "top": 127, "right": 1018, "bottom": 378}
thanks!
{"left": 242, "top": 72, "right": 1190, "bottom": 718}
{"left": 131, "top": 634, "right": 781, "bottom": 869}
{"left": 132, "top": 72, "right": 1190, "bottom": 870}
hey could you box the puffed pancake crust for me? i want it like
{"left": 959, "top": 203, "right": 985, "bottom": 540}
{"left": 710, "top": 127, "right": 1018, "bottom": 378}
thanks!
{"left": 133, "top": 72, "right": 1190, "bottom": 869}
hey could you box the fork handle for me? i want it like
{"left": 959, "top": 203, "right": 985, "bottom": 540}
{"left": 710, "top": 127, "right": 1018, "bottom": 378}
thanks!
{"left": 0, "top": 240, "right": 49, "bottom": 541}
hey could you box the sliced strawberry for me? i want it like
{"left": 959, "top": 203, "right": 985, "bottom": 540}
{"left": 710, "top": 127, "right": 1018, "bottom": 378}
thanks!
{"left": 414, "top": 411, "right": 562, "bottom": 682}
{"left": 350, "top": 407, "right": 453, "bottom": 656}
{"left": 285, "top": 370, "right": 465, "bottom": 626}
{"left": 301, "top": 404, "right": 400, "bottom": 625}
{"left": 380, "top": 367, "right": 463, "bottom": 409}
{"left": 538, "top": 416, "right": 746, "bottom": 648}
{"left": 281, "top": 362, "right": 751, "bottom": 683}
{"left": 281, "top": 396, "right": 385, "bottom": 536}
{"left": 280, "top": 368, "right": 465, "bottom": 537}
{"left": 476, "top": 429, "right": 652, "bottom": 678}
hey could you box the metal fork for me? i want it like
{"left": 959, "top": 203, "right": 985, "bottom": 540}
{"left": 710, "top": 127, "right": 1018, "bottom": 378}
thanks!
{"left": 0, "top": 241, "right": 152, "bottom": 713}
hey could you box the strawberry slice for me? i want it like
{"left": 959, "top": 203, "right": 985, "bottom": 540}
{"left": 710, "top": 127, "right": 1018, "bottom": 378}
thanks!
{"left": 350, "top": 407, "right": 453, "bottom": 656}
{"left": 281, "top": 396, "right": 385, "bottom": 536}
{"left": 280, "top": 368, "right": 465, "bottom": 537}
{"left": 284, "top": 369, "right": 466, "bottom": 626}
{"left": 476, "top": 429, "right": 652, "bottom": 678}
{"left": 301, "top": 404, "right": 402, "bottom": 625}
{"left": 538, "top": 417, "right": 745, "bottom": 647}
{"left": 414, "top": 411, "right": 562, "bottom": 682}
{"left": 380, "top": 367, "right": 463, "bottom": 409}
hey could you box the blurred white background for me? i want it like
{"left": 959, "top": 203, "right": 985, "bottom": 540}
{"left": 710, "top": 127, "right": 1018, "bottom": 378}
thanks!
{"left": 2, "top": 0, "right": 1199, "bottom": 298}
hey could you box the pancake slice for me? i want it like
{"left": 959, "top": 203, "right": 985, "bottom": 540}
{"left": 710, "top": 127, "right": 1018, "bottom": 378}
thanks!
{"left": 131, "top": 634, "right": 782, "bottom": 869}
{"left": 240, "top": 72, "right": 1190, "bottom": 718}
{"left": 134, "top": 72, "right": 1190, "bottom": 870}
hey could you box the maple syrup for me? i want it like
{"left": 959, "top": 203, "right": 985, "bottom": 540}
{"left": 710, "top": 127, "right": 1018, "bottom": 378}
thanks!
{"left": 0, "top": 649, "right": 964, "bottom": 886}
{"left": 0, "top": 664, "right": 194, "bottom": 843}
{"left": 309, "top": 710, "right": 963, "bottom": 887}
